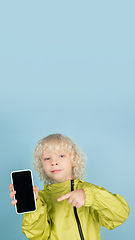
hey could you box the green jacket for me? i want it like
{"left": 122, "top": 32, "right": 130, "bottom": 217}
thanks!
{"left": 22, "top": 179, "right": 130, "bottom": 240}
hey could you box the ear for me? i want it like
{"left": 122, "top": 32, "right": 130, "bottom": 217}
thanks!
{"left": 72, "top": 163, "right": 75, "bottom": 167}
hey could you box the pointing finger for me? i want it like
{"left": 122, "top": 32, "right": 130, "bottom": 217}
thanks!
{"left": 57, "top": 192, "right": 72, "bottom": 202}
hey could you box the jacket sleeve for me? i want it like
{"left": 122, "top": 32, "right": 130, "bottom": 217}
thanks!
{"left": 82, "top": 182, "right": 130, "bottom": 230}
{"left": 22, "top": 191, "right": 51, "bottom": 240}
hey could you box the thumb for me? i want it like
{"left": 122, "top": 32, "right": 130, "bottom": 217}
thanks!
{"left": 33, "top": 186, "right": 39, "bottom": 200}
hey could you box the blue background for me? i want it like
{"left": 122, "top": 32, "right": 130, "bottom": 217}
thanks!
{"left": 0, "top": 0, "right": 134, "bottom": 239}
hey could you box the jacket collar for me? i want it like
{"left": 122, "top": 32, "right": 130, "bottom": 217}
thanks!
{"left": 44, "top": 178, "right": 80, "bottom": 192}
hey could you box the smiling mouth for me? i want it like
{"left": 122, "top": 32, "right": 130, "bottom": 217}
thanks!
{"left": 51, "top": 170, "right": 62, "bottom": 173}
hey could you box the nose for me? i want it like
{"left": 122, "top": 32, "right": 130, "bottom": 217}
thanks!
{"left": 51, "top": 157, "right": 58, "bottom": 166}
{"left": 51, "top": 162, "right": 58, "bottom": 166}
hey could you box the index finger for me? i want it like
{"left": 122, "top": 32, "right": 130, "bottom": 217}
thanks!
{"left": 57, "top": 192, "right": 72, "bottom": 202}
{"left": 9, "top": 184, "right": 13, "bottom": 191}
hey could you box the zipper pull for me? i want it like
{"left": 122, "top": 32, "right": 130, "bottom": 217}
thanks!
{"left": 71, "top": 179, "right": 74, "bottom": 192}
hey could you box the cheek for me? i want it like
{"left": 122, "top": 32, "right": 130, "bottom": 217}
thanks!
{"left": 42, "top": 161, "right": 48, "bottom": 171}
{"left": 67, "top": 161, "right": 73, "bottom": 170}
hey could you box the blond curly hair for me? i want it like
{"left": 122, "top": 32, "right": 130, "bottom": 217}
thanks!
{"left": 33, "top": 134, "right": 87, "bottom": 184}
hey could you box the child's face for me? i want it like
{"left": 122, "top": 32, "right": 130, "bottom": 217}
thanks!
{"left": 42, "top": 145, "right": 73, "bottom": 183}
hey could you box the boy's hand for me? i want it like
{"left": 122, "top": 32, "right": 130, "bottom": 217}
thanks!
{"left": 33, "top": 186, "right": 39, "bottom": 200}
{"left": 9, "top": 184, "right": 39, "bottom": 206}
{"left": 57, "top": 189, "right": 85, "bottom": 208}
{"left": 9, "top": 184, "right": 17, "bottom": 206}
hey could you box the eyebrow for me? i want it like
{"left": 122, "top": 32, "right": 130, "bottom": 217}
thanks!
{"left": 56, "top": 151, "right": 68, "bottom": 154}
{"left": 43, "top": 151, "right": 67, "bottom": 156}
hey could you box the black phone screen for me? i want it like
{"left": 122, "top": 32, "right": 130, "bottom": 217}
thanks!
{"left": 11, "top": 170, "right": 36, "bottom": 214}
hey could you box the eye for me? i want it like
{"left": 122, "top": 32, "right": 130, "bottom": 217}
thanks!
{"left": 60, "top": 155, "right": 65, "bottom": 158}
{"left": 44, "top": 158, "right": 50, "bottom": 161}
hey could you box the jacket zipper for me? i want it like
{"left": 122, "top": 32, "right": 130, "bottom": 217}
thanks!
{"left": 71, "top": 180, "right": 85, "bottom": 240}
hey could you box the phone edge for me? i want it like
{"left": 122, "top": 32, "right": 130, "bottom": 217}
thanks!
{"left": 10, "top": 169, "right": 37, "bottom": 214}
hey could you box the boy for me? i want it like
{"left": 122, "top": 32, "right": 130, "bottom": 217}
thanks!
{"left": 10, "top": 134, "right": 130, "bottom": 240}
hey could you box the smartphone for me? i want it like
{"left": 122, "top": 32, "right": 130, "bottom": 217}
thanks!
{"left": 11, "top": 169, "right": 37, "bottom": 214}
